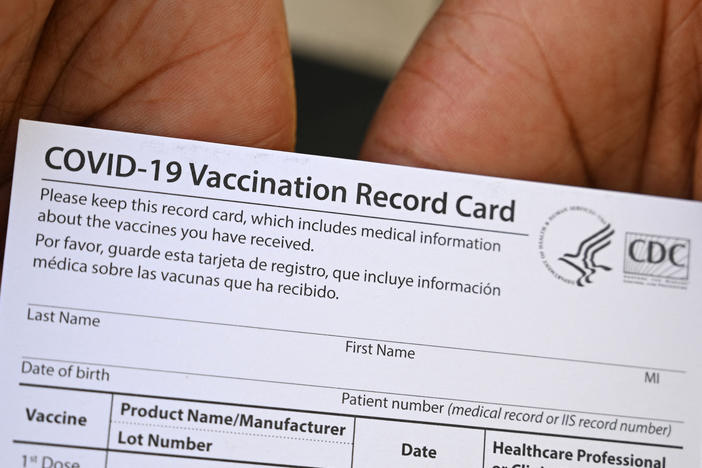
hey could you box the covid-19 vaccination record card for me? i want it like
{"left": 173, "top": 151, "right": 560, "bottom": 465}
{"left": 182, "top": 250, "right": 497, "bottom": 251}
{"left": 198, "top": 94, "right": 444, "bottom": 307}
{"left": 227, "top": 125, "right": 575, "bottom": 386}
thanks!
{"left": 0, "top": 119, "right": 700, "bottom": 467}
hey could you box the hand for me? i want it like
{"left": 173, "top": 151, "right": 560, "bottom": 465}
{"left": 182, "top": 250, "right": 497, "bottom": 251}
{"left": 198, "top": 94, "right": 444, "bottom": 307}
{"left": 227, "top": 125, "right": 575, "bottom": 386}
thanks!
{"left": 361, "top": 0, "right": 702, "bottom": 200}
{"left": 0, "top": 0, "right": 296, "bottom": 236}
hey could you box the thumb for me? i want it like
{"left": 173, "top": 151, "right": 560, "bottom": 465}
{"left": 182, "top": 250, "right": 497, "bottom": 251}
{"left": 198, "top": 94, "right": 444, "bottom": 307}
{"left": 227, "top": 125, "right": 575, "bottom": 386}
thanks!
{"left": 360, "top": 0, "right": 699, "bottom": 199}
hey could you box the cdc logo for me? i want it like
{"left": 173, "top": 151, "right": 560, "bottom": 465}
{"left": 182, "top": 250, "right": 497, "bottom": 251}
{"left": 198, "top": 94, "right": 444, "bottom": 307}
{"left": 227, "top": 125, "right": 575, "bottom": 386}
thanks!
{"left": 624, "top": 233, "right": 690, "bottom": 280}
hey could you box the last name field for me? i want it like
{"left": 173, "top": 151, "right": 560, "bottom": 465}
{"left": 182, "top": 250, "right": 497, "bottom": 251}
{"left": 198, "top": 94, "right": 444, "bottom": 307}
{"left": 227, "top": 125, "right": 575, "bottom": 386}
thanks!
{"left": 26, "top": 308, "right": 100, "bottom": 328}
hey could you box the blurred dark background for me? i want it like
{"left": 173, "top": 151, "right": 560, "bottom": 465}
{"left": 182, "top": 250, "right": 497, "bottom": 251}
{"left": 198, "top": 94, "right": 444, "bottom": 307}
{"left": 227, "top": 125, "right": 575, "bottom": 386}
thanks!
{"left": 292, "top": 54, "right": 388, "bottom": 160}
{"left": 284, "top": 0, "right": 439, "bottom": 159}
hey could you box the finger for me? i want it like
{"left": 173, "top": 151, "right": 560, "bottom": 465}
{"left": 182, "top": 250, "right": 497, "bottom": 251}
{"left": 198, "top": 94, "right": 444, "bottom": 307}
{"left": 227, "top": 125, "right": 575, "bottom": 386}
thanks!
{"left": 0, "top": 0, "right": 54, "bottom": 170}
{"left": 639, "top": 1, "right": 702, "bottom": 200}
{"left": 6, "top": 0, "right": 295, "bottom": 163}
{"left": 361, "top": 0, "right": 674, "bottom": 194}
{"left": 0, "top": 0, "right": 296, "bottom": 276}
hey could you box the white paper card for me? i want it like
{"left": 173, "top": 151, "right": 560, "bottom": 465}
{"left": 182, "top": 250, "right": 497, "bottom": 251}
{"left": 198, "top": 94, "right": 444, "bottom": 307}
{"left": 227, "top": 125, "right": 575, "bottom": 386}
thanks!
{"left": 1, "top": 120, "right": 700, "bottom": 467}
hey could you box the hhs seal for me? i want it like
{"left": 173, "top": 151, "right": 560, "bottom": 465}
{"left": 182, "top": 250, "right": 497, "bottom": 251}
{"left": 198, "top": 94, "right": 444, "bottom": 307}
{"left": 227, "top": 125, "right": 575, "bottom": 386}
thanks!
{"left": 539, "top": 206, "right": 614, "bottom": 287}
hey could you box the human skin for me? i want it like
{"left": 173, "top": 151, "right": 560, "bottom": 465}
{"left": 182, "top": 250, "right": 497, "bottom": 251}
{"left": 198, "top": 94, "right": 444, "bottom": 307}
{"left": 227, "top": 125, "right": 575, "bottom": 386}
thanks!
{"left": 361, "top": 0, "right": 702, "bottom": 200}
{"left": 1, "top": 0, "right": 700, "bottom": 259}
